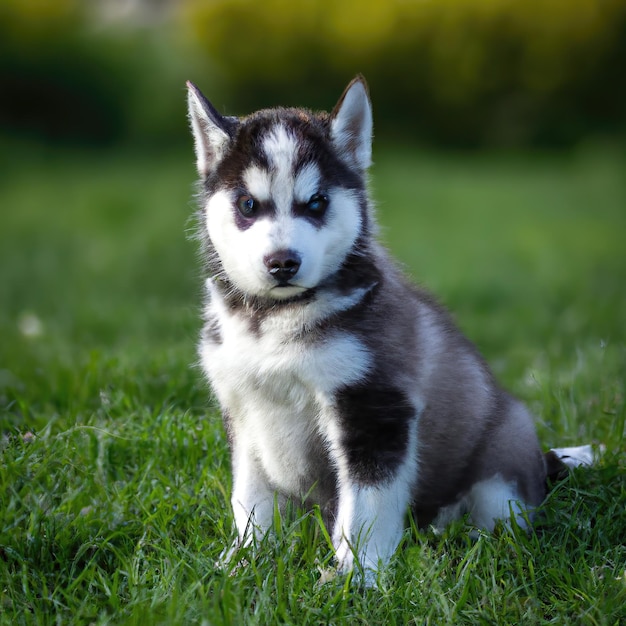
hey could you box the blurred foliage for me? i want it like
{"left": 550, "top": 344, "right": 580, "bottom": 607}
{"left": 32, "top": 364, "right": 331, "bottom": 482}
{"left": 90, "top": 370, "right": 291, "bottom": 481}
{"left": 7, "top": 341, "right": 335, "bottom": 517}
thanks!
{"left": 0, "top": 0, "right": 190, "bottom": 147}
{"left": 1, "top": 0, "right": 625, "bottom": 147}
{"left": 1, "top": 1, "right": 125, "bottom": 144}
{"left": 182, "top": 0, "right": 626, "bottom": 146}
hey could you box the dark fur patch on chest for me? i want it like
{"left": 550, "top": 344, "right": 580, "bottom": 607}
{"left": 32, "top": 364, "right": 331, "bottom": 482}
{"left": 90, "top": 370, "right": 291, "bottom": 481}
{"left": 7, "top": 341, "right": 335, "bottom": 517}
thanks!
{"left": 335, "top": 382, "right": 413, "bottom": 483}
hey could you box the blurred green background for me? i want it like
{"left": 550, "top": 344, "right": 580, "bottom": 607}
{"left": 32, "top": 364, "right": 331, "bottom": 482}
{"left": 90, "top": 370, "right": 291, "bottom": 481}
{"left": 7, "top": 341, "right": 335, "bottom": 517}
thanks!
{"left": 2, "top": 0, "right": 625, "bottom": 148}
{"left": 1, "top": 0, "right": 625, "bottom": 437}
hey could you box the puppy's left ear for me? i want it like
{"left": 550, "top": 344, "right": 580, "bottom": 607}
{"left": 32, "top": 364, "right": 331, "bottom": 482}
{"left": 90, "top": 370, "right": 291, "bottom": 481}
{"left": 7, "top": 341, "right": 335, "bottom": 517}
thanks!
{"left": 330, "top": 75, "right": 373, "bottom": 172}
{"left": 187, "top": 81, "right": 237, "bottom": 177}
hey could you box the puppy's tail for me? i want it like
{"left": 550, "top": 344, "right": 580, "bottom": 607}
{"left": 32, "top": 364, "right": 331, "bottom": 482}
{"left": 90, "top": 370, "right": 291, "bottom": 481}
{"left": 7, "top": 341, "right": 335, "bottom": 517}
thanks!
{"left": 544, "top": 444, "right": 605, "bottom": 482}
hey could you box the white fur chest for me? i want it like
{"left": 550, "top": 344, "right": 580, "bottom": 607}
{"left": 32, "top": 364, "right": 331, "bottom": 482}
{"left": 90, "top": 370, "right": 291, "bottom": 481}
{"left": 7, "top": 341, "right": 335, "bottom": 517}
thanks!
{"left": 200, "top": 284, "right": 372, "bottom": 495}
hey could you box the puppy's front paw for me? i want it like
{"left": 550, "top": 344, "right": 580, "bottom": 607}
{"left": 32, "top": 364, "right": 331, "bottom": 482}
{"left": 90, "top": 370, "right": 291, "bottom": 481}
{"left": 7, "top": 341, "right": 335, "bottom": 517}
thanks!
{"left": 334, "top": 537, "right": 355, "bottom": 576}
{"left": 216, "top": 541, "right": 248, "bottom": 574}
{"left": 333, "top": 540, "right": 380, "bottom": 588}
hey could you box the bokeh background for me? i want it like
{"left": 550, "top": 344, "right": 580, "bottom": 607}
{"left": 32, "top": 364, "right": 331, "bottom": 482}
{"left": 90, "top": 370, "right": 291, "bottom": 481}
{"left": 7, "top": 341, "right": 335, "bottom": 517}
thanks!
{"left": 2, "top": 0, "right": 625, "bottom": 148}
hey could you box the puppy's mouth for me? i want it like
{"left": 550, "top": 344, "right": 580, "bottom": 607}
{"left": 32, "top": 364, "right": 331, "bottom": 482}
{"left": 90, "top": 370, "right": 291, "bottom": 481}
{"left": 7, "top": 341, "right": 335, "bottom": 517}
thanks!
{"left": 268, "top": 282, "right": 309, "bottom": 299}
{"left": 273, "top": 278, "right": 295, "bottom": 288}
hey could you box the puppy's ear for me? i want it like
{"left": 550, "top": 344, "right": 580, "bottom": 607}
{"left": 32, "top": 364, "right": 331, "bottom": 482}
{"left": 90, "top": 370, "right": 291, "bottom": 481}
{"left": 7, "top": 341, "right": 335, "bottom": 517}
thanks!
{"left": 187, "top": 81, "right": 237, "bottom": 177}
{"left": 330, "top": 75, "right": 373, "bottom": 172}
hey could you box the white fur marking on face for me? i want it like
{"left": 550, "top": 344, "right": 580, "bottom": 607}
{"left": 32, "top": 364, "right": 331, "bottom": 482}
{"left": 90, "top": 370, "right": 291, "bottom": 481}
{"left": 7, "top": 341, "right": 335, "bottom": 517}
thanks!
{"left": 294, "top": 162, "right": 322, "bottom": 203}
{"left": 263, "top": 124, "right": 298, "bottom": 165}
{"left": 315, "top": 187, "right": 362, "bottom": 272}
{"left": 204, "top": 189, "right": 270, "bottom": 293}
{"left": 204, "top": 189, "right": 234, "bottom": 251}
{"left": 243, "top": 165, "right": 272, "bottom": 202}
{"left": 263, "top": 125, "right": 298, "bottom": 217}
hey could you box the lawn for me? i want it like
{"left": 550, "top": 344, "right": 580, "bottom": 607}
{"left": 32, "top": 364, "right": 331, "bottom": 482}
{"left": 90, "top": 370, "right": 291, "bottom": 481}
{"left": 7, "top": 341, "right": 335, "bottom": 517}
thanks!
{"left": 1, "top": 140, "right": 624, "bottom": 625}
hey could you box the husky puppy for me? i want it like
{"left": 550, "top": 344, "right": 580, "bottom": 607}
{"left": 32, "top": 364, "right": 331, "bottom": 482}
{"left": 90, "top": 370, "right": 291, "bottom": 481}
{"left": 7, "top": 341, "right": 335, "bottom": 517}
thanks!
{"left": 186, "top": 76, "right": 548, "bottom": 582}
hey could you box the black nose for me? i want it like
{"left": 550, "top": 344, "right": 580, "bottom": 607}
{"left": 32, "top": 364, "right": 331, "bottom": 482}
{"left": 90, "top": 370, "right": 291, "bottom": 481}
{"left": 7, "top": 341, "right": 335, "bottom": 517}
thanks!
{"left": 264, "top": 249, "right": 301, "bottom": 283}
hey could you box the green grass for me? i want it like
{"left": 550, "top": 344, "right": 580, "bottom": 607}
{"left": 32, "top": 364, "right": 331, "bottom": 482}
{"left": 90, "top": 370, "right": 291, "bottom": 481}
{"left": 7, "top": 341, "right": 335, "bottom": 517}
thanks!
{"left": 1, "top": 139, "right": 624, "bottom": 625}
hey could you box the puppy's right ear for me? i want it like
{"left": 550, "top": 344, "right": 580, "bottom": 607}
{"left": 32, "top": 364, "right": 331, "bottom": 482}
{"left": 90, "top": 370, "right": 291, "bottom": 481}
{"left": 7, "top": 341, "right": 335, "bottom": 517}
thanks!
{"left": 187, "top": 81, "right": 236, "bottom": 177}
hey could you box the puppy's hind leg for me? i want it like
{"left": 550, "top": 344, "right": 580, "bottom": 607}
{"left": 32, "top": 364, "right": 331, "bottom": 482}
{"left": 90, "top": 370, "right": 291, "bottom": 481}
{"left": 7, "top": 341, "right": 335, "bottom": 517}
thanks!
{"left": 465, "top": 475, "right": 532, "bottom": 532}
{"left": 465, "top": 398, "right": 547, "bottom": 532}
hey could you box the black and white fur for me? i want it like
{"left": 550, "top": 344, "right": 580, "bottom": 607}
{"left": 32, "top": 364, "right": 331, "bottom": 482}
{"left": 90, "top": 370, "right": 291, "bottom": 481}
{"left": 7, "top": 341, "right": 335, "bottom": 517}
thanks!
{"left": 187, "top": 77, "right": 551, "bottom": 583}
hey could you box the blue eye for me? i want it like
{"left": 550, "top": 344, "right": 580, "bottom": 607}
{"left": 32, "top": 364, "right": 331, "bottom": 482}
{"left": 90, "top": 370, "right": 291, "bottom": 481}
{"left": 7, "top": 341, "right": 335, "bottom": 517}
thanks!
{"left": 306, "top": 193, "right": 328, "bottom": 215}
{"left": 236, "top": 195, "right": 257, "bottom": 217}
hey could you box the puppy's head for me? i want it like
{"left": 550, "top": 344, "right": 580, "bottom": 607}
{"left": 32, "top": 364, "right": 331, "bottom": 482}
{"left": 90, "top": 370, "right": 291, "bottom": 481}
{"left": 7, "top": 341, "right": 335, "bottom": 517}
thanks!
{"left": 187, "top": 78, "right": 373, "bottom": 302}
